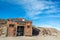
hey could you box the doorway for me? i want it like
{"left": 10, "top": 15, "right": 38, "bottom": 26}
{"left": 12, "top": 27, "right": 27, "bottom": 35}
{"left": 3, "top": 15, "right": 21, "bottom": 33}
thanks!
{"left": 17, "top": 26, "right": 24, "bottom": 36}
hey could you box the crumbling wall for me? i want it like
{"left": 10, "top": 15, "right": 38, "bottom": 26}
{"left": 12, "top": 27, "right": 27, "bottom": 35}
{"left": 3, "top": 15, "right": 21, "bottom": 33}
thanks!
{"left": 0, "top": 26, "right": 7, "bottom": 37}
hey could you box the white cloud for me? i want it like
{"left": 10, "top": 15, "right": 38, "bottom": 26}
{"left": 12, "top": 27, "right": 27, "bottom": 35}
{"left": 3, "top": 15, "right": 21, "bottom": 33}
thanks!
{"left": 19, "top": 0, "right": 60, "bottom": 20}
{"left": 1, "top": 0, "right": 60, "bottom": 20}
{"left": 46, "top": 9, "right": 60, "bottom": 14}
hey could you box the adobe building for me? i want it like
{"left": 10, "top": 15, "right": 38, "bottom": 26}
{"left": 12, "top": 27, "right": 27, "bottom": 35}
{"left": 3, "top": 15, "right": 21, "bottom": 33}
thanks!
{"left": 0, "top": 18, "right": 32, "bottom": 37}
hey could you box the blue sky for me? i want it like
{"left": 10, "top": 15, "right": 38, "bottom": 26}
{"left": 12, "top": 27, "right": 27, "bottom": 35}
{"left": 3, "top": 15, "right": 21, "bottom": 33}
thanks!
{"left": 0, "top": 0, "right": 60, "bottom": 30}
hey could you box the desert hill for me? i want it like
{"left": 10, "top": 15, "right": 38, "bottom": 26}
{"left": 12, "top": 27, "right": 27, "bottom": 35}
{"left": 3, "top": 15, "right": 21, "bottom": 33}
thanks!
{"left": 37, "top": 27, "right": 60, "bottom": 36}
{"left": 32, "top": 26, "right": 60, "bottom": 36}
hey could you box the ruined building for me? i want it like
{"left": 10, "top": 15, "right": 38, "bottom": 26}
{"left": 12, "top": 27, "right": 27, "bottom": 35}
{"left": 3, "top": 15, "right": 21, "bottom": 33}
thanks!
{"left": 0, "top": 18, "right": 58, "bottom": 37}
{"left": 0, "top": 18, "right": 32, "bottom": 37}
{"left": 0, "top": 18, "right": 40, "bottom": 37}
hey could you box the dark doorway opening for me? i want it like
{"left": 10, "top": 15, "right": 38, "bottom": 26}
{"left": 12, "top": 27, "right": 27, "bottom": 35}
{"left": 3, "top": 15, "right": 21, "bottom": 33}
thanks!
{"left": 17, "top": 26, "right": 24, "bottom": 36}
{"left": 32, "top": 27, "right": 40, "bottom": 36}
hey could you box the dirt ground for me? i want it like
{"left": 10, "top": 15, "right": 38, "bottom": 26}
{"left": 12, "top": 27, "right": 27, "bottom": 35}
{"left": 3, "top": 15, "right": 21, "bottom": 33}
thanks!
{"left": 0, "top": 35, "right": 60, "bottom": 40}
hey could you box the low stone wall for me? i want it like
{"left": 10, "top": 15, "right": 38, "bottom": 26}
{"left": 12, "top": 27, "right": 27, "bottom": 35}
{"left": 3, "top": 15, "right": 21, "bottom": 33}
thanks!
{"left": 0, "top": 27, "right": 7, "bottom": 37}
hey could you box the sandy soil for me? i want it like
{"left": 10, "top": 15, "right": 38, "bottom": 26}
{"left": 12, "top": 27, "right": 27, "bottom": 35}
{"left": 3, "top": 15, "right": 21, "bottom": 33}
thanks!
{"left": 0, "top": 34, "right": 60, "bottom": 40}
